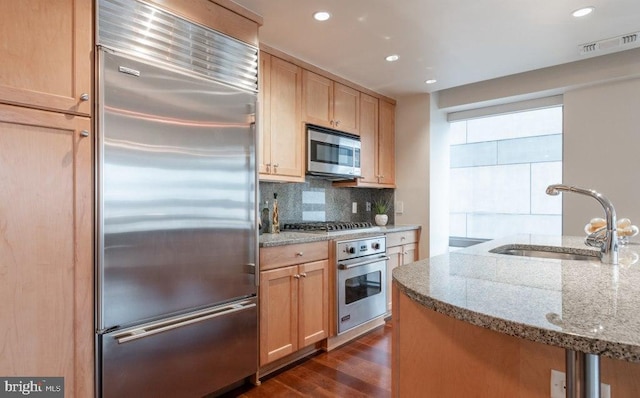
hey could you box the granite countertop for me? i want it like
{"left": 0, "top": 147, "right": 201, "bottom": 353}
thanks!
{"left": 259, "top": 224, "right": 420, "bottom": 247}
{"left": 393, "top": 234, "right": 640, "bottom": 362}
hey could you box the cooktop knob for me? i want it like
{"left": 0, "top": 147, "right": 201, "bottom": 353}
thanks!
{"left": 346, "top": 246, "right": 356, "bottom": 254}
{"left": 372, "top": 242, "right": 380, "bottom": 250}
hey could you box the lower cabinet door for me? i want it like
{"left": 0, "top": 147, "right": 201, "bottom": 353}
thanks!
{"left": 0, "top": 104, "right": 93, "bottom": 396}
{"left": 259, "top": 259, "right": 329, "bottom": 366}
{"left": 259, "top": 265, "right": 298, "bottom": 365}
{"left": 298, "top": 260, "right": 329, "bottom": 347}
{"left": 386, "top": 246, "right": 402, "bottom": 312}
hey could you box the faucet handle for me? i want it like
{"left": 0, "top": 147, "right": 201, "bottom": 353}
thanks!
{"left": 585, "top": 227, "right": 607, "bottom": 249}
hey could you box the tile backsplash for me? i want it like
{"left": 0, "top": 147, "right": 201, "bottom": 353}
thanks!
{"left": 259, "top": 177, "right": 394, "bottom": 225}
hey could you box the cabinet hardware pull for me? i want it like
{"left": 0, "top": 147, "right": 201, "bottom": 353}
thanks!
{"left": 80, "top": 93, "right": 89, "bottom": 101}
{"left": 293, "top": 274, "right": 300, "bottom": 279}
{"left": 401, "top": 236, "right": 406, "bottom": 241}
{"left": 335, "top": 120, "right": 340, "bottom": 126}
{"left": 296, "top": 252, "right": 303, "bottom": 256}
{"left": 299, "top": 272, "right": 307, "bottom": 278}
{"left": 80, "top": 130, "right": 90, "bottom": 138}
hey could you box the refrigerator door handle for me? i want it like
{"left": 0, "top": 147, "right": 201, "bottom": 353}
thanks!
{"left": 113, "top": 299, "right": 257, "bottom": 344}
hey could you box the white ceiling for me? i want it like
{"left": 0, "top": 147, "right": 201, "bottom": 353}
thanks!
{"left": 232, "top": 0, "right": 640, "bottom": 98}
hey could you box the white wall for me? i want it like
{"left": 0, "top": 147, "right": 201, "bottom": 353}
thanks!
{"left": 395, "top": 94, "right": 431, "bottom": 258}
{"left": 562, "top": 78, "right": 640, "bottom": 235}
{"left": 429, "top": 93, "right": 450, "bottom": 256}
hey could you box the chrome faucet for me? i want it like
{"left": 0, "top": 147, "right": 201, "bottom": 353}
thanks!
{"left": 546, "top": 184, "right": 618, "bottom": 265}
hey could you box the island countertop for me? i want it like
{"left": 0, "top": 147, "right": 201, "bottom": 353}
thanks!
{"left": 393, "top": 234, "right": 640, "bottom": 362}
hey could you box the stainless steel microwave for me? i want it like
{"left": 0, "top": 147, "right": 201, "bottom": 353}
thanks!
{"left": 306, "top": 124, "right": 361, "bottom": 180}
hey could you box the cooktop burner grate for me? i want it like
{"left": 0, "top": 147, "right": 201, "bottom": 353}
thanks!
{"left": 282, "top": 221, "right": 376, "bottom": 232}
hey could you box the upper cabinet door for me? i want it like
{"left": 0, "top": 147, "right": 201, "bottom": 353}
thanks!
{"left": 333, "top": 83, "right": 360, "bottom": 135}
{"left": 268, "top": 57, "right": 304, "bottom": 180}
{"left": 378, "top": 100, "right": 396, "bottom": 186}
{"left": 0, "top": 0, "right": 92, "bottom": 116}
{"left": 302, "top": 70, "right": 333, "bottom": 129}
{"left": 259, "top": 51, "right": 272, "bottom": 175}
{"left": 358, "top": 93, "right": 379, "bottom": 184}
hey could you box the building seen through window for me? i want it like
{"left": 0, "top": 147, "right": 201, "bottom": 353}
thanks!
{"left": 449, "top": 106, "right": 563, "bottom": 248}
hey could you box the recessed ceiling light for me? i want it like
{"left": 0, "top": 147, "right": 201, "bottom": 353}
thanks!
{"left": 425, "top": 79, "right": 437, "bottom": 84}
{"left": 572, "top": 6, "right": 594, "bottom": 17}
{"left": 313, "top": 11, "right": 331, "bottom": 21}
{"left": 385, "top": 54, "right": 399, "bottom": 62}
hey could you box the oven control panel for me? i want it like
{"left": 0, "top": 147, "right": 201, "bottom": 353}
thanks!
{"left": 336, "top": 236, "right": 386, "bottom": 261}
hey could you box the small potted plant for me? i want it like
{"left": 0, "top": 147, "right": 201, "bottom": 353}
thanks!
{"left": 373, "top": 198, "right": 390, "bottom": 226}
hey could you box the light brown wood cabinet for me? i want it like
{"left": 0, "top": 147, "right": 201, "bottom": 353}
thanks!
{"left": 259, "top": 259, "right": 329, "bottom": 366}
{"left": 0, "top": 0, "right": 92, "bottom": 116}
{"left": 259, "top": 52, "right": 305, "bottom": 182}
{"left": 333, "top": 95, "right": 396, "bottom": 188}
{"left": 386, "top": 230, "right": 419, "bottom": 312}
{"left": 377, "top": 100, "right": 396, "bottom": 187}
{"left": 0, "top": 2, "right": 94, "bottom": 396}
{"left": 302, "top": 70, "right": 360, "bottom": 135}
{"left": 145, "top": 0, "right": 261, "bottom": 46}
{"left": 0, "top": 104, "right": 93, "bottom": 397}
{"left": 357, "top": 93, "right": 379, "bottom": 184}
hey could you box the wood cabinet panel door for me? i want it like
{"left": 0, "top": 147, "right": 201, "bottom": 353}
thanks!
{"left": 258, "top": 51, "right": 272, "bottom": 175}
{"left": 269, "top": 57, "right": 303, "bottom": 179}
{"left": 0, "top": 104, "right": 93, "bottom": 396}
{"left": 402, "top": 243, "right": 418, "bottom": 265}
{"left": 259, "top": 266, "right": 299, "bottom": 365}
{"left": 0, "top": 0, "right": 92, "bottom": 115}
{"left": 358, "top": 93, "right": 379, "bottom": 183}
{"left": 378, "top": 100, "right": 396, "bottom": 186}
{"left": 333, "top": 83, "right": 359, "bottom": 135}
{"left": 298, "top": 260, "right": 329, "bottom": 348}
{"left": 386, "top": 246, "right": 402, "bottom": 312}
{"left": 302, "top": 70, "right": 333, "bottom": 128}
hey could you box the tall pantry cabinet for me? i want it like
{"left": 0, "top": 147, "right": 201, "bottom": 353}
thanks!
{"left": 0, "top": 0, "right": 94, "bottom": 397}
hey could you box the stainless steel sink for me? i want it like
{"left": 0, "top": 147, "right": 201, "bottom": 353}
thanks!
{"left": 489, "top": 245, "right": 599, "bottom": 261}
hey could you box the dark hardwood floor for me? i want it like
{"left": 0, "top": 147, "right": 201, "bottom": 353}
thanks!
{"left": 221, "top": 322, "right": 392, "bottom": 397}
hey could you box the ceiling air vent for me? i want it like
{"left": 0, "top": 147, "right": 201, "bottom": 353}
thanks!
{"left": 579, "top": 32, "right": 640, "bottom": 55}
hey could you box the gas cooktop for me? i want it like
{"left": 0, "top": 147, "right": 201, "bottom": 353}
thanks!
{"left": 282, "top": 221, "right": 381, "bottom": 234}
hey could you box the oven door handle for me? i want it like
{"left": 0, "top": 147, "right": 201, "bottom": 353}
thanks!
{"left": 338, "top": 255, "right": 390, "bottom": 270}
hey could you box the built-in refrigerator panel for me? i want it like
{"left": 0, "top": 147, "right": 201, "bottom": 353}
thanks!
{"left": 97, "top": 49, "right": 257, "bottom": 331}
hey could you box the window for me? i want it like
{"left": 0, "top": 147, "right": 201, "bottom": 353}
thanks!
{"left": 449, "top": 106, "right": 563, "bottom": 243}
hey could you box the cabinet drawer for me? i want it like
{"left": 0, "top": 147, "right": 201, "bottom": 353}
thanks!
{"left": 260, "top": 241, "right": 329, "bottom": 271}
{"left": 386, "top": 230, "right": 419, "bottom": 247}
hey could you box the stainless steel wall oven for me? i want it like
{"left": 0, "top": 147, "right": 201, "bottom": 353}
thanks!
{"left": 336, "top": 236, "right": 388, "bottom": 334}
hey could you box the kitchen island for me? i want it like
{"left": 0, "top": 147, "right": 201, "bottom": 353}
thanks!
{"left": 392, "top": 235, "right": 640, "bottom": 397}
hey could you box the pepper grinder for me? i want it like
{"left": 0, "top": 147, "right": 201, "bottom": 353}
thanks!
{"left": 271, "top": 193, "right": 280, "bottom": 233}
{"left": 260, "top": 200, "right": 270, "bottom": 234}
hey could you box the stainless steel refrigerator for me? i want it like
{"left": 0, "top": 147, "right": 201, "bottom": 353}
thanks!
{"left": 96, "top": 1, "right": 259, "bottom": 396}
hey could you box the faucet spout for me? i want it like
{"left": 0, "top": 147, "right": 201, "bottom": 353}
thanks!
{"left": 546, "top": 184, "right": 618, "bottom": 265}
